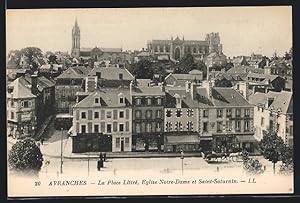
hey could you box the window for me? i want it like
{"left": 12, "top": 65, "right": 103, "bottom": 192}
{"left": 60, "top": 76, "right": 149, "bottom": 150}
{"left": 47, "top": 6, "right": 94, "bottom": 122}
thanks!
{"left": 23, "top": 101, "right": 29, "bottom": 108}
{"left": 160, "top": 46, "right": 163, "bottom": 52}
{"left": 157, "top": 98, "right": 162, "bottom": 105}
{"left": 261, "top": 118, "right": 264, "bottom": 126}
{"left": 203, "top": 122, "right": 208, "bottom": 132}
{"left": 119, "top": 111, "right": 124, "bottom": 118}
{"left": 226, "top": 109, "right": 232, "bottom": 117}
{"left": 244, "top": 120, "right": 250, "bottom": 132}
{"left": 236, "top": 109, "right": 241, "bottom": 117}
{"left": 166, "top": 110, "right": 172, "bottom": 117}
{"left": 217, "top": 122, "right": 223, "bottom": 132}
{"left": 125, "top": 137, "right": 129, "bottom": 147}
{"left": 94, "top": 98, "right": 99, "bottom": 104}
{"left": 187, "top": 121, "right": 193, "bottom": 131}
{"left": 176, "top": 109, "right": 182, "bottom": 117}
{"left": 146, "top": 123, "right": 152, "bottom": 132}
{"left": 203, "top": 110, "right": 209, "bottom": 118}
{"left": 135, "top": 123, "right": 141, "bottom": 133}
{"left": 146, "top": 110, "right": 152, "bottom": 119}
{"left": 187, "top": 109, "right": 193, "bottom": 117}
{"left": 135, "top": 110, "right": 141, "bottom": 118}
{"left": 136, "top": 98, "right": 141, "bottom": 105}
{"left": 94, "top": 112, "right": 99, "bottom": 119}
{"left": 156, "top": 110, "right": 162, "bottom": 118}
{"left": 245, "top": 109, "right": 250, "bottom": 117}
{"left": 236, "top": 121, "right": 241, "bottom": 131}
{"left": 94, "top": 124, "right": 99, "bottom": 133}
{"left": 119, "top": 74, "right": 123, "bottom": 80}
{"left": 156, "top": 122, "right": 161, "bottom": 132}
{"left": 11, "top": 111, "right": 14, "bottom": 119}
{"left": 106, "top": 111, "right": 112, "bottom": 119}
{"left": 147, "top": 98, "right": 152, "bottom": 105}
{"left": 175, "top": 122, "right": 182, "bottom": 131}
{"left": 166, "top": 122, "right": 172, "bottom": 132}
{"left": 107, "top": 124, "right": 112, "bottom": 133}
{"left": 10, "top": 100, "right": 14, "bottom": 107}
{"left": 81, "top": 125, "right": 86, "bottom": 133}
{"left": 116, "top": 138, "right": 120, "bottom": 148}
{"left": 217, "top": 109, "right": 223, "bottom": 118}
{"left": 226, "top": 121, "right": 232, "bottom": 131}
{"left": 119, "top": 124, "right": 124, "bottom": 132}
{"left": 81, "top": 112, "right": 86, "bottom": 119}
{"left": 119, "top": 97, "right": 124, "bottom": 104}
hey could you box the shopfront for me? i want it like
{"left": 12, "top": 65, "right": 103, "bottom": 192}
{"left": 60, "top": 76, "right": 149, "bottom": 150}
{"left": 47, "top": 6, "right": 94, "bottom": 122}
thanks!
{"left": 132, "top": 134, "right": 163, "bottom": 152}
{"left": 164, "top": 133, "right": 201, "bottom": 152}
{"left": 72, "top": 133, "right": 112, "bottom": 153}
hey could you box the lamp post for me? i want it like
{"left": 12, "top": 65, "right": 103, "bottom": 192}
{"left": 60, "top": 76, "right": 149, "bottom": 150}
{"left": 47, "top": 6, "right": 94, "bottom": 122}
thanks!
{"left": 60, "top": 127, "right": 63, "bottom": 174}
{"left": 180, "top": 150, "right": 184, "bottom": 175}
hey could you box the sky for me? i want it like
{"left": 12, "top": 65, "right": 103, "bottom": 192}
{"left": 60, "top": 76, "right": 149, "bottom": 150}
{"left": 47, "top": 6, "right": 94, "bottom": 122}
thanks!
{"left": 6, "top": 6, "right": 292, "bottom": 58}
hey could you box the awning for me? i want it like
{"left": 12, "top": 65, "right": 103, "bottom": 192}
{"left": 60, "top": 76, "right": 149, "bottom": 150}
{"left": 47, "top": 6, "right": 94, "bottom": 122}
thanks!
{"left": 166, "top": 135, "right": 200, "bottom": 145}
{"left": 236, "top": 135, "right": 258, "bottom": 142}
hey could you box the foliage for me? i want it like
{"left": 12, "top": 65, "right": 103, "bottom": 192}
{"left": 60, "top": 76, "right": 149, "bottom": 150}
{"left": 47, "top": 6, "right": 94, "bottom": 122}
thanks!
{"left": 259, "top": 132, "right": 285, "bottom": 164}
{"left": 8, "top": 138, "right": 43, "bottom": 174}
{"left": 130, "top": 59, "right": 154, "bottom": 79}
{"left": 7, "top": 50, "right": 22, "bottom": 67}
{"left": 242, "top": 150, "right": 264, "bottom": 175}
{"left": 279, "top": 145, "right": 293, "bottom": 174}
{"left": 48, "top": 54, "right": 58, "bottom": 64}
{"left": 174, "top": 54, "right": 207, "bottom": 76}
{"left": 20, "top": 47, "right": 43, "bottom": 69}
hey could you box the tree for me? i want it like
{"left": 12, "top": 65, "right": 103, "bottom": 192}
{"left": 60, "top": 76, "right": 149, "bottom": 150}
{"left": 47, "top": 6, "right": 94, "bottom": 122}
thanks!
{"left": 7, "top": 50, "right": 22, "bottom": 67}
{"left": 48, "top": 54, "right": 58, "bottom": 64}
{"left": 8, "top": 138, "right": 43, "bottom": 175}
{"left": 279, "top": 145, "right": 293, "bottom": 174}
{"left": 131, "top": 59, "right": 154, "bottom": 79}
{"left": 20, "top": 47, "right": 43, "bottom": 70}
{"left": 259, "top": 132, "right": 285, "bottom": 174}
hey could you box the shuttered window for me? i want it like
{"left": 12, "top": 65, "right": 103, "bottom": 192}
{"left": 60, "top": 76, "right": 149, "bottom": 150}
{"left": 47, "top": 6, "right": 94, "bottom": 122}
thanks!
{"left": 113, "top": 122, "right": 118, "bottom": 132}
{"left": 113, "top": 110, "right": 118, "bottom": 120}
{"left": 125, "top": 122, "right": 129, "bottom": 131}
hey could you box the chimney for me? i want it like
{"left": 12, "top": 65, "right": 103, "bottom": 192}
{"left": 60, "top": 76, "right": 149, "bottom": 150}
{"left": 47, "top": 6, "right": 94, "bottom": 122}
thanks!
{"left": 191, "top": 82, "right": 197, "bottom": 100}
{"left": 130, "top": 80, "right": 134, "bottom": 102}
{"left": 202, "top": 80, "right": 213, "bottom": 99}
{"left": 160, "top": 82, "right": 166, "bottom": 92}
{"left": 185, "top": 81, "right": 191, "bottom": 93}
{"left": 31, "top": 75, "right": 38, "bottom": 95}
{"left": 266, "top": 59, "right": 269, "bottom": 67}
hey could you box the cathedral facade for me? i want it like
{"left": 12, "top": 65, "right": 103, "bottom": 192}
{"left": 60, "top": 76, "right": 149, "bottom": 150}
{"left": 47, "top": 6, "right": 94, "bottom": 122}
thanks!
{"left": 71, "top": 19, "right": 131, "bottom": 64}
{"left": 147, "top": 33, "right": 223, "bottom": 62}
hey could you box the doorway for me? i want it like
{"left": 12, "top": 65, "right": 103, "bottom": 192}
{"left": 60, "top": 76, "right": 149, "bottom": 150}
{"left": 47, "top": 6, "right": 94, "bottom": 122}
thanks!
{"left": 121, "top": 139, "right": 124, "bottom": 152}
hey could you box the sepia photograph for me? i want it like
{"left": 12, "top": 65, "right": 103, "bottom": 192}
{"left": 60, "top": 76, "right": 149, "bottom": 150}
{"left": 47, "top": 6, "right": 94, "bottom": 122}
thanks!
{"left": 6, "top": 6, "right": 293, "bottom": 197}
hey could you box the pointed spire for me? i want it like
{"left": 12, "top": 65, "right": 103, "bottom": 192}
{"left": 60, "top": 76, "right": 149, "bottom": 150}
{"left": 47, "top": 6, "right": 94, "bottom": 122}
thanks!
{"left": 182, "top": 35, "right": 185, "bottom": 41}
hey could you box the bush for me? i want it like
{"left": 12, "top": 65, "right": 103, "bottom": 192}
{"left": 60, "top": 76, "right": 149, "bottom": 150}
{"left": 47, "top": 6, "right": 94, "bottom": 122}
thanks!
{"left": 8, "top": 138, "right": 43, "bottom": 175}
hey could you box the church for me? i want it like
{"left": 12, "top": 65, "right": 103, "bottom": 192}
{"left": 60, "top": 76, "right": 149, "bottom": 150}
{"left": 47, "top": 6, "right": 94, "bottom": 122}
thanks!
{"left": 147, "top": 33, "right": 226, "bottom": 64}
{"left": 71, "top": 19, "right": 131, "bottom": 64}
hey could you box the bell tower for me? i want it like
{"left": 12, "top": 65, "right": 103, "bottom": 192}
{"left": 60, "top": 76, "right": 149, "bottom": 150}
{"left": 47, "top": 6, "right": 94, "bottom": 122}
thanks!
{"left": 71, "top": 18, "right": 80, "bottom": 58}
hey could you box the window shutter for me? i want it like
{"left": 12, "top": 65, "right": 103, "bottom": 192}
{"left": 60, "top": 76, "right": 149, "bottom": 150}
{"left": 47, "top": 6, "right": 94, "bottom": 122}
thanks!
{"left": 88, "top": 122, "right": 92, "bottom": 133}
{"left": 101, "top": 122, "right": 105, "bottom": 132}
{"left": 101, "top": 110, "right": 105, "bottom": 120}
{"left": 88, "top": 110, "right": 93, "bottom": 120}
{"left": 76, "top": 122, "right": 79, "bottom": 133}
{"left": 126, "top": 121, "right": 129, "bottom": 131}
{"left": 76, "top": 110, "right": 79, "bottom": 120}
{"left": 113, "top": 122, "right": 118, "bottom": 132}
{"left": 113, "top": 110, "right": 118, "bottom": 119}
{"left": 126, "top": 109, "right": 129, "bottom": 119}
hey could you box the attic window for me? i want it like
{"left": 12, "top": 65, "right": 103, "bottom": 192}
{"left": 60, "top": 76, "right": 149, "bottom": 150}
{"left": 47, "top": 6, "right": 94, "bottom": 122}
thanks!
{"left": 95, "top": 97, "right": 99, "bottom": 104}
{"left": 119, "top": 73, "right": 123, "bottom": 80}
{"left": 120, "top": 97, "right": 124, "bottom": 104}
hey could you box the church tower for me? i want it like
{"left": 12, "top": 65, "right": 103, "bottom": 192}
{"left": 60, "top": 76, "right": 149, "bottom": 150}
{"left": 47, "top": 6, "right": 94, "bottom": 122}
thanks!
{"left": 71, "top": 18, "right": 80, "bottom": 58}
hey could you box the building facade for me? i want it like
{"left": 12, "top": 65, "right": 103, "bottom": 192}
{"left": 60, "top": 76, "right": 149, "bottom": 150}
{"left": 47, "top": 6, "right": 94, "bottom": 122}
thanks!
{"left": 249, "top": 91, "right": 293, "bottom": 146}
{"left": 147, "top": 33, "right": 222, "bottom": 61}
{"left": 130, "top": 81, "right": 166, "bottom": 152}
{"left": 72, "top": 89, "right": 132, "bottom": 153}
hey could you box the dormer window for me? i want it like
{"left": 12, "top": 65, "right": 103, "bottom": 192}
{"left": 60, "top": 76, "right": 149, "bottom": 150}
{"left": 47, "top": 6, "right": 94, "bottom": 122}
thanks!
{"left": 120, "top": 97, "right": 124, "bottom": 104}
{"left": 118, "top": 93, "right": 125, "bottom": 105}
{"left": 119, "top": 73, "right": 123, "bottom": 80}
{"left": 174, "top": 93, "right": 181, "bottom": 109}
{"left": 157, "top": 97, "right": 162, "bottom": 105}
{"left": 95, "top": 97, "right": 99, "bottom": 104}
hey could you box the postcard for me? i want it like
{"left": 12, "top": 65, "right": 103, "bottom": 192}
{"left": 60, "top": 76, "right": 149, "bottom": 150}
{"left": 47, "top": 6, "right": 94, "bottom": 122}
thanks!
{"left": 6, "top": 6, "right": 293, "bottom": 197}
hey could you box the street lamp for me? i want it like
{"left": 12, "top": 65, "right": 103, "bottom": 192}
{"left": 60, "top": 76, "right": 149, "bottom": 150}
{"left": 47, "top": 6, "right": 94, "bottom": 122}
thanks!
{"left": 60, "top": 127, "right": 63, "bottom": 174}
{"left": 180, "top": 150, "right": 184, "bottom": 175}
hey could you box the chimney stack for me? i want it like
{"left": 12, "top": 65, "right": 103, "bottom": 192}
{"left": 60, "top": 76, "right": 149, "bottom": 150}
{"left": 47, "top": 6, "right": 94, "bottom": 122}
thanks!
{"left": 202, "top": 80, "right": 213, "bottom": 100}
{"left": 191, "top": 82, "right": 197, "bottom": 100}
{"left": 160, "top": 82, "right": 166, "bottom": 93}
{"left": 31, "top": 75, "right": 38, "bottom": 95}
